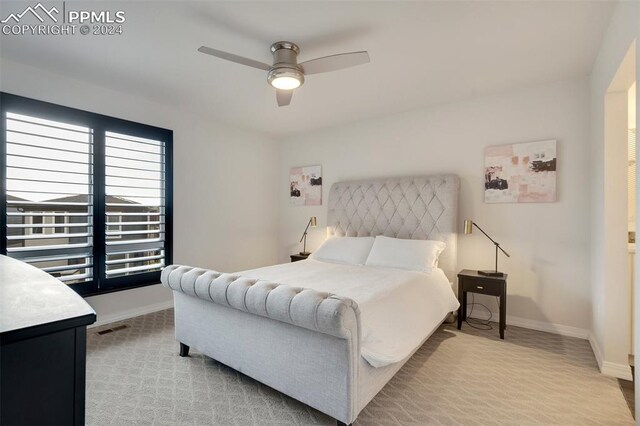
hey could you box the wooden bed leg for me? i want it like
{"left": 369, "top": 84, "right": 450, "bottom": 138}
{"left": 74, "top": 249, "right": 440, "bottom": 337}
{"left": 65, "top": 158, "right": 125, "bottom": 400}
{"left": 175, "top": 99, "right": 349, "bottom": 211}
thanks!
{"left": 179, "top": 342, "right": 190, "bottom": 357}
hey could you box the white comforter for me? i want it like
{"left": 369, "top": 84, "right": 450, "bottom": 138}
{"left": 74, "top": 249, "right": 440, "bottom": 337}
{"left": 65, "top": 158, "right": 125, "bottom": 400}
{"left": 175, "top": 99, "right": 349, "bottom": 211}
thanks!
{"left": 240, "top": 259, "right": 459, "bottom": 368}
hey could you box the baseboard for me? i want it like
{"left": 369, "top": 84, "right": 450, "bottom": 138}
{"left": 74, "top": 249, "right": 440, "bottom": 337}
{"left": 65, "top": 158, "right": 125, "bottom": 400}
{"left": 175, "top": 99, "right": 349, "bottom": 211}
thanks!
{"left": 601, "top": 361, "right": 633, "bottom": 381}
{"left": 504, "top": 315, "right": 589, "bottom": 339}
{"left": 466, "top": 311, "right": 589, "bottom": 339}
{"left": 587, "top": 333, "right": 632, "bottom": 380}
{"left": 589, "top": 333, "right": 604, "bottom": 370}
{"left": 89, "top": 300, "right": 174, "bottom": 328}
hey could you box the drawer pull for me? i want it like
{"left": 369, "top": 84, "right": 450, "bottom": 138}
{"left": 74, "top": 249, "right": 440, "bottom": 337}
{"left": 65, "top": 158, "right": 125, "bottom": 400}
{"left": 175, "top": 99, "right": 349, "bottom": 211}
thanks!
{"left": 477, "top": 286, "right": 484, "bottom": 289}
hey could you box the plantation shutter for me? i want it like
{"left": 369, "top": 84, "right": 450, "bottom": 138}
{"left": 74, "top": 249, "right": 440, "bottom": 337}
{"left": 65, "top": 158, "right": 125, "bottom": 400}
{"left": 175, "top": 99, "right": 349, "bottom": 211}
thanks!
{"left": 1, "top": 93, "right": 172, "bottom": 295}
{"left": 104, "top": 131, "right": 166, "bottom": 278}
{"left": 4, "top": 112, "right": 94, "bottom": 284}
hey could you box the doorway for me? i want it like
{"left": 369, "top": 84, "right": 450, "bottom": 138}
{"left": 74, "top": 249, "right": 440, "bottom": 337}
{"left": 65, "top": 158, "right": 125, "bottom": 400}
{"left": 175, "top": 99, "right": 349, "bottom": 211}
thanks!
{"left": 602, "top": 41, "right": 636, "bottom": 415}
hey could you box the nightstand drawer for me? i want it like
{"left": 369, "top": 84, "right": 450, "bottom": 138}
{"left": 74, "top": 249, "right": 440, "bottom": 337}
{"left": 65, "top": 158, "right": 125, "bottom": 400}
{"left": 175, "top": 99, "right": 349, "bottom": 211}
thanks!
{"left": 462, "top": 279, "right": 503, "bottom": 296}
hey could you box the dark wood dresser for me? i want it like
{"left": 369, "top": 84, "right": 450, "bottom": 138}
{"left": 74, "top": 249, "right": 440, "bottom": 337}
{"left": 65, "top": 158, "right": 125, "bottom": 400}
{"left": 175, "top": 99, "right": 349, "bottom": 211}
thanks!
{"left": 0, "top": 255, "right": 96, "bottom": 426}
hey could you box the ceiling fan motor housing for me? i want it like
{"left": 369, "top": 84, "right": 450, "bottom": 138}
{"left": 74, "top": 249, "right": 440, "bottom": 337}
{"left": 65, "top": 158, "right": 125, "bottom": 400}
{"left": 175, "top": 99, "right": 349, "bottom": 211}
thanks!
{"left": 268, "top": 41, "right": 305, "bottom": 88}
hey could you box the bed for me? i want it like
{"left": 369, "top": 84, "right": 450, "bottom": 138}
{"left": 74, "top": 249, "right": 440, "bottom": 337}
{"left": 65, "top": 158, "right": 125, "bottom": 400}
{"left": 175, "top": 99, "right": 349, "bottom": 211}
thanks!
{"left": 161, "top": 174, "right": 460, "bottom": 425}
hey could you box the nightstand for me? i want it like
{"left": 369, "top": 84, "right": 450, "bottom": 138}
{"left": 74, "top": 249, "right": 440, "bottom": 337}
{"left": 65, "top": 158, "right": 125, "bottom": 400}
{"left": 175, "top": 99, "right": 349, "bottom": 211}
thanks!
{"left": 457, "top": 269, "right": 507, "bottom": 339}
{"left": 290, "top": 253, "right": 310, "bottom": 262}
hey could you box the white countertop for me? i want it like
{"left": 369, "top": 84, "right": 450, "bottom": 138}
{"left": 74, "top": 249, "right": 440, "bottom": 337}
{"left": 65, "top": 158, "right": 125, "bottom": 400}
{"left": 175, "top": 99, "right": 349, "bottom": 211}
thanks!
{"left": 0, "top": 255, "right": 96, "bottom": 334}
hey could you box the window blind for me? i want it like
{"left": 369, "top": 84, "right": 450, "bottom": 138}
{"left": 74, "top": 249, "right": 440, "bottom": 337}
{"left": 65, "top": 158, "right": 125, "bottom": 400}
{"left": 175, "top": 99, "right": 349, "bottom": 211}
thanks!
{"left": 5, "top": 112, "right": 94, "bottom": 284}
{"left": 104, "top": 131, "right": 165, "bottom": 278}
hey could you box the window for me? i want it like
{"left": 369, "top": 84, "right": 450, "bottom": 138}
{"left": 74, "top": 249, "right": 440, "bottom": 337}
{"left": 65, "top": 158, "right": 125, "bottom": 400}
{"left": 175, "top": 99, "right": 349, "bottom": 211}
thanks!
{"left": 54, "top": 214, "right": 66, "bottom": 234}
{"left": 31, "top": 215, "right": 44, "bottom": 235}
{"left": 1, "top": 93, "right": 173, "bottom": 296}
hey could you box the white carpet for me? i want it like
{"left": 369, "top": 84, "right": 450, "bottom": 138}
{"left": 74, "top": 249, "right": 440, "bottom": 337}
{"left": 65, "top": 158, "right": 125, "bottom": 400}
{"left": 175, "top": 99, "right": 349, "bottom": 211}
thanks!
{"left": 86, "top": 309, "right": 634, "bottom": 425}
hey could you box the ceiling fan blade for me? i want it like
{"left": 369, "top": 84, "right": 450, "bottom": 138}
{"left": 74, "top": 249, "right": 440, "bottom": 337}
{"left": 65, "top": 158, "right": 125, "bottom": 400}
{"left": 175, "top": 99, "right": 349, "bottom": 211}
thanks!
{"left": 276, "top": 89, "right": 293, "bottom": 107}
{"left": 300, "top": 51, "right": 370, "bottom": 75}
{"left": 197, "top": 46, "right": 271, "bottom": 71}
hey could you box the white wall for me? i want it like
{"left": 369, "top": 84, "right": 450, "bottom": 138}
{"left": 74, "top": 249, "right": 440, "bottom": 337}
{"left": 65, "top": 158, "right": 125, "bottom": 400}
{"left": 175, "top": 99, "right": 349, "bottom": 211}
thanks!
{"left": 0, "top": 59, "right": 280, "bottom": 325}
{"left": 278, "top": 78, "right": 591, "bottom": 336}
{"left": 589, "top": 0, "right": 639, "bottom": 380}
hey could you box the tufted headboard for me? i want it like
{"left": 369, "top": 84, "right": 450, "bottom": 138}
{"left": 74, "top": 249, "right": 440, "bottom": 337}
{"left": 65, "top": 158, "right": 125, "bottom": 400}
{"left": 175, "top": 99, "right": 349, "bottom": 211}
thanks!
{"left": 327, "top": 174, "right": 460, "bottom": 281}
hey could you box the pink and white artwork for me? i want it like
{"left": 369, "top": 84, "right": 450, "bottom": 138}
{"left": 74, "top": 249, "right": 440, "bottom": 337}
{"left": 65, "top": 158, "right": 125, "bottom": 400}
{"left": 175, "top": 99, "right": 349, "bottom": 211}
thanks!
{"left": 290, "top": 165, "right": 322, "bottom": 206}
{"left": 484, "top": 140, "right": 557, "bottom": 203}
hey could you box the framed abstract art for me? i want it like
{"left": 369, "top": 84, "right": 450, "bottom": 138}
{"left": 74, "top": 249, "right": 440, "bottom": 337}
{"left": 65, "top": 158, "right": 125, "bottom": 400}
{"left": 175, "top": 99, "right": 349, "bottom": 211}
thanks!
{"left": 290, "top": 165, "right": 322, "bottom": 206}
{"left": 484, "top": 140, "right": 557, "bottom": 203}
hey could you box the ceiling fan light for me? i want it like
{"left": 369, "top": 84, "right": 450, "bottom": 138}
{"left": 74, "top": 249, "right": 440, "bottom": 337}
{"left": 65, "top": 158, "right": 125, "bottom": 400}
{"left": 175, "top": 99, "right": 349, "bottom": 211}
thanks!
{"left": 271, "top": 76, "right": 301, "bottom": 90}
{"left": 268, "top": 67, "right": 304, "bottom": 90}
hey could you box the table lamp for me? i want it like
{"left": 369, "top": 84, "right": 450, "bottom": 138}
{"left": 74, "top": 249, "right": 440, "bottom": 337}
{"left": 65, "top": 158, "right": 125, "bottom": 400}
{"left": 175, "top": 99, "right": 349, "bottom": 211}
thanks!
{"left": 299, "top": 216, "right": 317, "bottom": 255}
{"left": 464, "top": 219, "right": 510, "bottom": 277}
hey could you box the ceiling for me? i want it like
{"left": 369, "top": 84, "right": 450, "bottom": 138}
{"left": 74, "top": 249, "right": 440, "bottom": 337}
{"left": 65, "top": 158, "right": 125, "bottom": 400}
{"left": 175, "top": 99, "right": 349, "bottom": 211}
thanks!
{"left": 0, "top": 1, "right": 614, "bottom": 138}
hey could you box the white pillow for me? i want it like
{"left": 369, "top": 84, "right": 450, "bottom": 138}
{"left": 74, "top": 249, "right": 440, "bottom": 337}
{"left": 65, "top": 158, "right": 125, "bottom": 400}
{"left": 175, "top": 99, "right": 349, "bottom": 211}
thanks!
{"left": 309, "top": 236, "right": 375, "bottom": 265}
{"left": 365, "top": 236, "right": 446, "bottom": 272}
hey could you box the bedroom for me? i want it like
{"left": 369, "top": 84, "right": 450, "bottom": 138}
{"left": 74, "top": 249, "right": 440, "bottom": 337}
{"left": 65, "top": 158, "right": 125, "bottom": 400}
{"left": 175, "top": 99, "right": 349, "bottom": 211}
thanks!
{"left": 0, "top": 1, "right": 639, "bottom": 425}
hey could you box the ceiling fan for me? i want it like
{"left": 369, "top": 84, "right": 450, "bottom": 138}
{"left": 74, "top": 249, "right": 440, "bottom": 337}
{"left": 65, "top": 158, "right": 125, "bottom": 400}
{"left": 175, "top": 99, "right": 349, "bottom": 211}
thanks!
{"left": 197, "top": 41, "right": 370, "bottom": 107}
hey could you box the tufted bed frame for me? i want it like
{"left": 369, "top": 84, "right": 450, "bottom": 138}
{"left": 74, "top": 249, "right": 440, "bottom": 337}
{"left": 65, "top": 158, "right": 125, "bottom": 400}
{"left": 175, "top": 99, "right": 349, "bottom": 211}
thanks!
{"left": 162, "top": 175, "right": 459, "bottom": 425}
